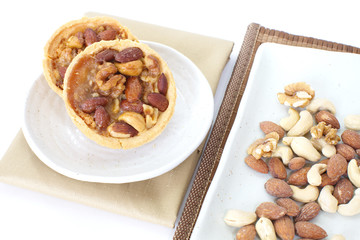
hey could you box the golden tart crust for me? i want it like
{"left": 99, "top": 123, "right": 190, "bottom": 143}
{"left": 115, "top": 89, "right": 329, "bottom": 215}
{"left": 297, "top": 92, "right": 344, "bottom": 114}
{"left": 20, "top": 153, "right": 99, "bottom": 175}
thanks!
{"left": 63, "top": 40, "right": 176, "bottom": 149}
{"left": 43, "top": 16, "right": 138, "bottom": 97}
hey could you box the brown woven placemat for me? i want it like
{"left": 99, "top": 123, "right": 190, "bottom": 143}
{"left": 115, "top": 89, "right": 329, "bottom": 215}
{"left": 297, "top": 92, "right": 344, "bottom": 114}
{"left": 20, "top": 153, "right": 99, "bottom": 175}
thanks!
{"left": 174, "top": 23, "right": 360, "bottom": 240}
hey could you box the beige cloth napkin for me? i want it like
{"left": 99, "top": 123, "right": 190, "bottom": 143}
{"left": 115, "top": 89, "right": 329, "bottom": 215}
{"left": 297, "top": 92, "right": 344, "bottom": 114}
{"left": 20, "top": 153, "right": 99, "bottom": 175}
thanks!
{"left": 0, "top": 13, "right": 233, "bottom": 228}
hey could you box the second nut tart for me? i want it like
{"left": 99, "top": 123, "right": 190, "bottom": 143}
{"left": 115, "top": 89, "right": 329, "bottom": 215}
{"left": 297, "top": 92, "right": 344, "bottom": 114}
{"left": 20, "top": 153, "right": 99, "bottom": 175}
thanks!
{"left": 63, "top": 39, "right": 176, "bottom": 149}
{"left": 43, "top": 16, "right": 138, "bottom": 96}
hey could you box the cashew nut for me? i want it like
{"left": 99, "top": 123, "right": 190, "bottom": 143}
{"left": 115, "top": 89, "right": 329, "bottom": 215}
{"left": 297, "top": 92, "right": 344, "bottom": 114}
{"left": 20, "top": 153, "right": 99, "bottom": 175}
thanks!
{"left": 311, "top": 137, "right": 336, "bottom": 158}
{"left": 271, "top": 145, "right": 294, "bottom": 165}
{"left": 118, "top": 112, "right": 146, "bottom": 132}
{"left": 307, "top": 163, "right": 327, "bottom": 186}
{"left": 255, "top": 217, "right": 276, "bottom": 240}
{"left": 224, "top": 209, "right": 257, "bottom": 227}
{"left": 338, "top": 188, "right": 360, "bottom": 216}
{"left": 285, "top": 136, "right": 321, "bottom": 162}
{"left": 279, "top": 108, "right": 300, "bottom": 131}
{"left": 348, "top": 159, "right": 360, "bottom": 188}
{"left": 287, "top": 110, "right": 314, "bottom": 136}
{"left": 318, "top": 185, "right": 338, "bottom": 213}
{"left": 290, "top": 185, "right": 319, "bottom": 203}
{"left": 330, "top": 234, "right": 346, "bottom": 240}
{"left": 306, "top": 98, "right": 336, "bottom": 114}
{"left": 344, "top": 115, "right": 360, "bottom": 130}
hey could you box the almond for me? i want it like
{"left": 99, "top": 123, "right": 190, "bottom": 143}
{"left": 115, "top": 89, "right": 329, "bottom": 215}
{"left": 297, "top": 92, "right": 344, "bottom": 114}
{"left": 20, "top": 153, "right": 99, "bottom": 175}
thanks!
{"left": 111, "top": 121, "right": 138, "bottom": 137}
{"left": 275, "top": 198, "right": 300, "bottom": 217}
{"left": 244, "top": 155, "right": 269, "bottom": 174}
{"left": 80, "top": 97, "right": 108, "bottom": 113}
{"left": 147, "top": 93, "right": 169, "bottom": 112}
{"left": 158, "top": 73, "right": 168, "bottom": 95}
{"left": 265, "top": 178, "right": 293, "bottom": 198}
{"left": 255, "top": 202, "right": 287, "bottom": 220}
{"left": 115, "top": 47, "right": 144, "bottom": 63}
{"left": 341, "top": 129, "right": 360, "bottom": 149}
{"left": 319, "top": 173, "right": 340, "bottom": 187}
{"left": 333, "top": 178, "right": 354, "bottom": 204}
{"left": 315, "top": 110, "right": 340, "bottom": 129}
{"left": 260, "top": 121, "right": 285, "bottom": 139}
{"left": 273, "top": 216, "right": 295, "bottom": 240}
{"left": 288, "top": 157, "right": 306, "bottom": 171}
{"left": 94, "top": 106, "right": 110, "bottom": 130}
{"left": 287, "top": 167, "right": 310, "bottom": 186}
{"left": 125, "top": 76, "right": 143, "bottom": 102}
{"left": 236, "top": 224, "right": 256, "bottom": 240}
{"left": 295, "top": 202, "right": 321, "bottom": 222}
{"left": 336, "top": 143, "right": 356, "bottom": 161}
{"left": 295, "top": 221, "right": 327, "bottom": 239}
{"left": 268, "top": 157, "right": 287, "bottom": 179}
{"left": 327, "top": 154, "right": 347, "bottom": 179}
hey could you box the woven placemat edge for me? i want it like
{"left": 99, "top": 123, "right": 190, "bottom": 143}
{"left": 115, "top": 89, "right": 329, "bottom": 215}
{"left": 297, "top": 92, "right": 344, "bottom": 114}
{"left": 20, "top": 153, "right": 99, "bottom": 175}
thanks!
{"left": 173, "top": 22, "right": 261, "bottom": 240}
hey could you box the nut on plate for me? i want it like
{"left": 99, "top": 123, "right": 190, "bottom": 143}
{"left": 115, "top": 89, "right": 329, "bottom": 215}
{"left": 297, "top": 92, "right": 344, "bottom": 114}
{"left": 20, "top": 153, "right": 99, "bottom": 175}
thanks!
{"left": 311, "top": 121, "right": 340, "bottom": 145}
{"left": 295, "top": 221, "right": 327, "bottom": 239}
{"left": 344, "top": 114, "right": 360, "bottom": 130}
{"left": 277, "top": 82, "right": 315, "bottom": 108}
{"left": 255, "top": 202, "right": 287, "bottom": 220}
{"left": 247, "top": 132, "right": 279, "bottom": 159}
{"left": 236, "top": 225, "right": 256, "bottom": 240}
{"left": 224, "top": 209, "right": 257, "bottom": 227}
{"left": 273, "top": 216, "right": 295, "bottom": 240}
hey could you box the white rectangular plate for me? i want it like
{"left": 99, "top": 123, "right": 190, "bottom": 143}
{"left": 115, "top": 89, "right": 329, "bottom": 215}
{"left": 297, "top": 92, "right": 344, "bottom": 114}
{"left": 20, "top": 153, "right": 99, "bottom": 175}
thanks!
{"left": 191, "top": 42, "right": 360, "bottom": 239}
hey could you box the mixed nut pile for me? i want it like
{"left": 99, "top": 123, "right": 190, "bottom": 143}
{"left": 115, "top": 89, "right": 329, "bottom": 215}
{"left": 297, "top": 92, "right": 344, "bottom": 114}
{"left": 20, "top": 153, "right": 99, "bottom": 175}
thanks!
{"left": 224, "top": 82, "right": 360, "bottom": 240}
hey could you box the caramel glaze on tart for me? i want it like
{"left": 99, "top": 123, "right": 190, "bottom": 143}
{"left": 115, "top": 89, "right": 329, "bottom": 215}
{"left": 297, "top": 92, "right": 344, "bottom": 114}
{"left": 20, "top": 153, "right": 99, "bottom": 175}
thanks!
{"left": 63, "top": 40, "right": 176, "bottom": 149}
{"left": 43, "top": 16, "right": 138, "bottom": 96}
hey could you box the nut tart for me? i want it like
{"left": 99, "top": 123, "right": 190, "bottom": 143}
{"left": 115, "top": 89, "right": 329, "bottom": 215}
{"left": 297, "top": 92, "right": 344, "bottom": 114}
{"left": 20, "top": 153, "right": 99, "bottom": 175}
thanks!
{"left": 63, "top": 40, "right": 176, "bottom": 149}
{"left": 43, "top": 16, "right": 138, "bottom": 96}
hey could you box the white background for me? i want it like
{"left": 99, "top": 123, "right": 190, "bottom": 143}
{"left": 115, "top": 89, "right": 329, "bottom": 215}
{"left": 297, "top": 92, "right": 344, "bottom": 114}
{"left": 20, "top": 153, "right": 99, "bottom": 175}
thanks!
{"left": 1, "top": 1, "right": 360, "bottom": 239}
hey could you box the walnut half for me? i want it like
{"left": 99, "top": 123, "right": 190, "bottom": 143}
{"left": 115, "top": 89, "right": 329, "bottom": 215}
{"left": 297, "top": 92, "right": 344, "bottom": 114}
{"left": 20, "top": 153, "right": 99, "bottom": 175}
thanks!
{"left": 277, "top": 82, "right": 315, "bottom": 108}
{"left": 247, "top": 132, "right": 280, "bottom": 159}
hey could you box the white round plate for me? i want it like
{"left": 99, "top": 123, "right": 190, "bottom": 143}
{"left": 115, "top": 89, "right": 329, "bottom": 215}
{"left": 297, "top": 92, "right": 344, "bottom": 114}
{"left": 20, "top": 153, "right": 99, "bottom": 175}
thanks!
{"left": 23, "top": 41, "right": 214, "bottom": 183}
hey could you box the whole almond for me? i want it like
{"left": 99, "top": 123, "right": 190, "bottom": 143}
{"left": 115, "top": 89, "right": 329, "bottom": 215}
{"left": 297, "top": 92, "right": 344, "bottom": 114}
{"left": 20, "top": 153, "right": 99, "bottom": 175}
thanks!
{"left": 115, "top": 47, "right": 144, "bottom": 63}
{"left": 260, "top": 121, "right": 285, "bottom": 139}
{"left": 120, "top": 99, "right": 144, "bottom": 113}
{"left": 268, "top": 157, "right": 287, "bottom": 179}
{"left": 327, "top": 154, "right": 347, "bottom": 179}
{"left": 158, "top": 73, "right": 168, "bottom": 95}
{"left": 84, "top": 28, "right": 99, "bottom": 46}
{"left": 295, "top": 202, "right": 321, "bottom": 222}
{"left": 336, "top": 143, "right": 356, "bottom": 161}
{"left": 236, "top": 224, "right": 256, "bottom": 240}
{"left": 319, "top": 173, "right": 340, "bottom": 187}
{"left": 275, "top": 198, "right": 300, "bottom": 217}
{"left": 288, "top": 157, "right": 306, "bottom": 170}
{"left": 333, "top": 178, "right": 354, "bottom": 204}
{"left": 265, "top": 178, "right": 293, "bottom": 198}
{"left": 244, "top": 155, "right": 269, "bottom": 174}
{"left": 111, "top": 121, "right": 138, "bottom": 137}
{"left": 147, "top": 93, "right": 169, "bottom": 112}
{"left": 315, "top": 110, "right": 340, "bottom": 129}
{"left": 80, "top": 97, "right": 108, "bottom": 113}
{"left": 94, "top": 106, "right": 110, "bottom": 130}
{"left": 255, "top": 202, "right": 287, "bottom": 220}
{"left": 97, "top": 28, "right": 117, "bottom": 41}
{"left": 287, "top": 167, "right": 310, "bottom": 186}
{"left": 273, "top": 216, "right": 295, "bottom": 240}
{"left": 125, "top": 76, "right": 143, "bottom": 102}
{"left": 295, "top": 221, "right": 327, "bottom": 239}
{"left": 341, "top": 129, "right": 360, "bottom": 149}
